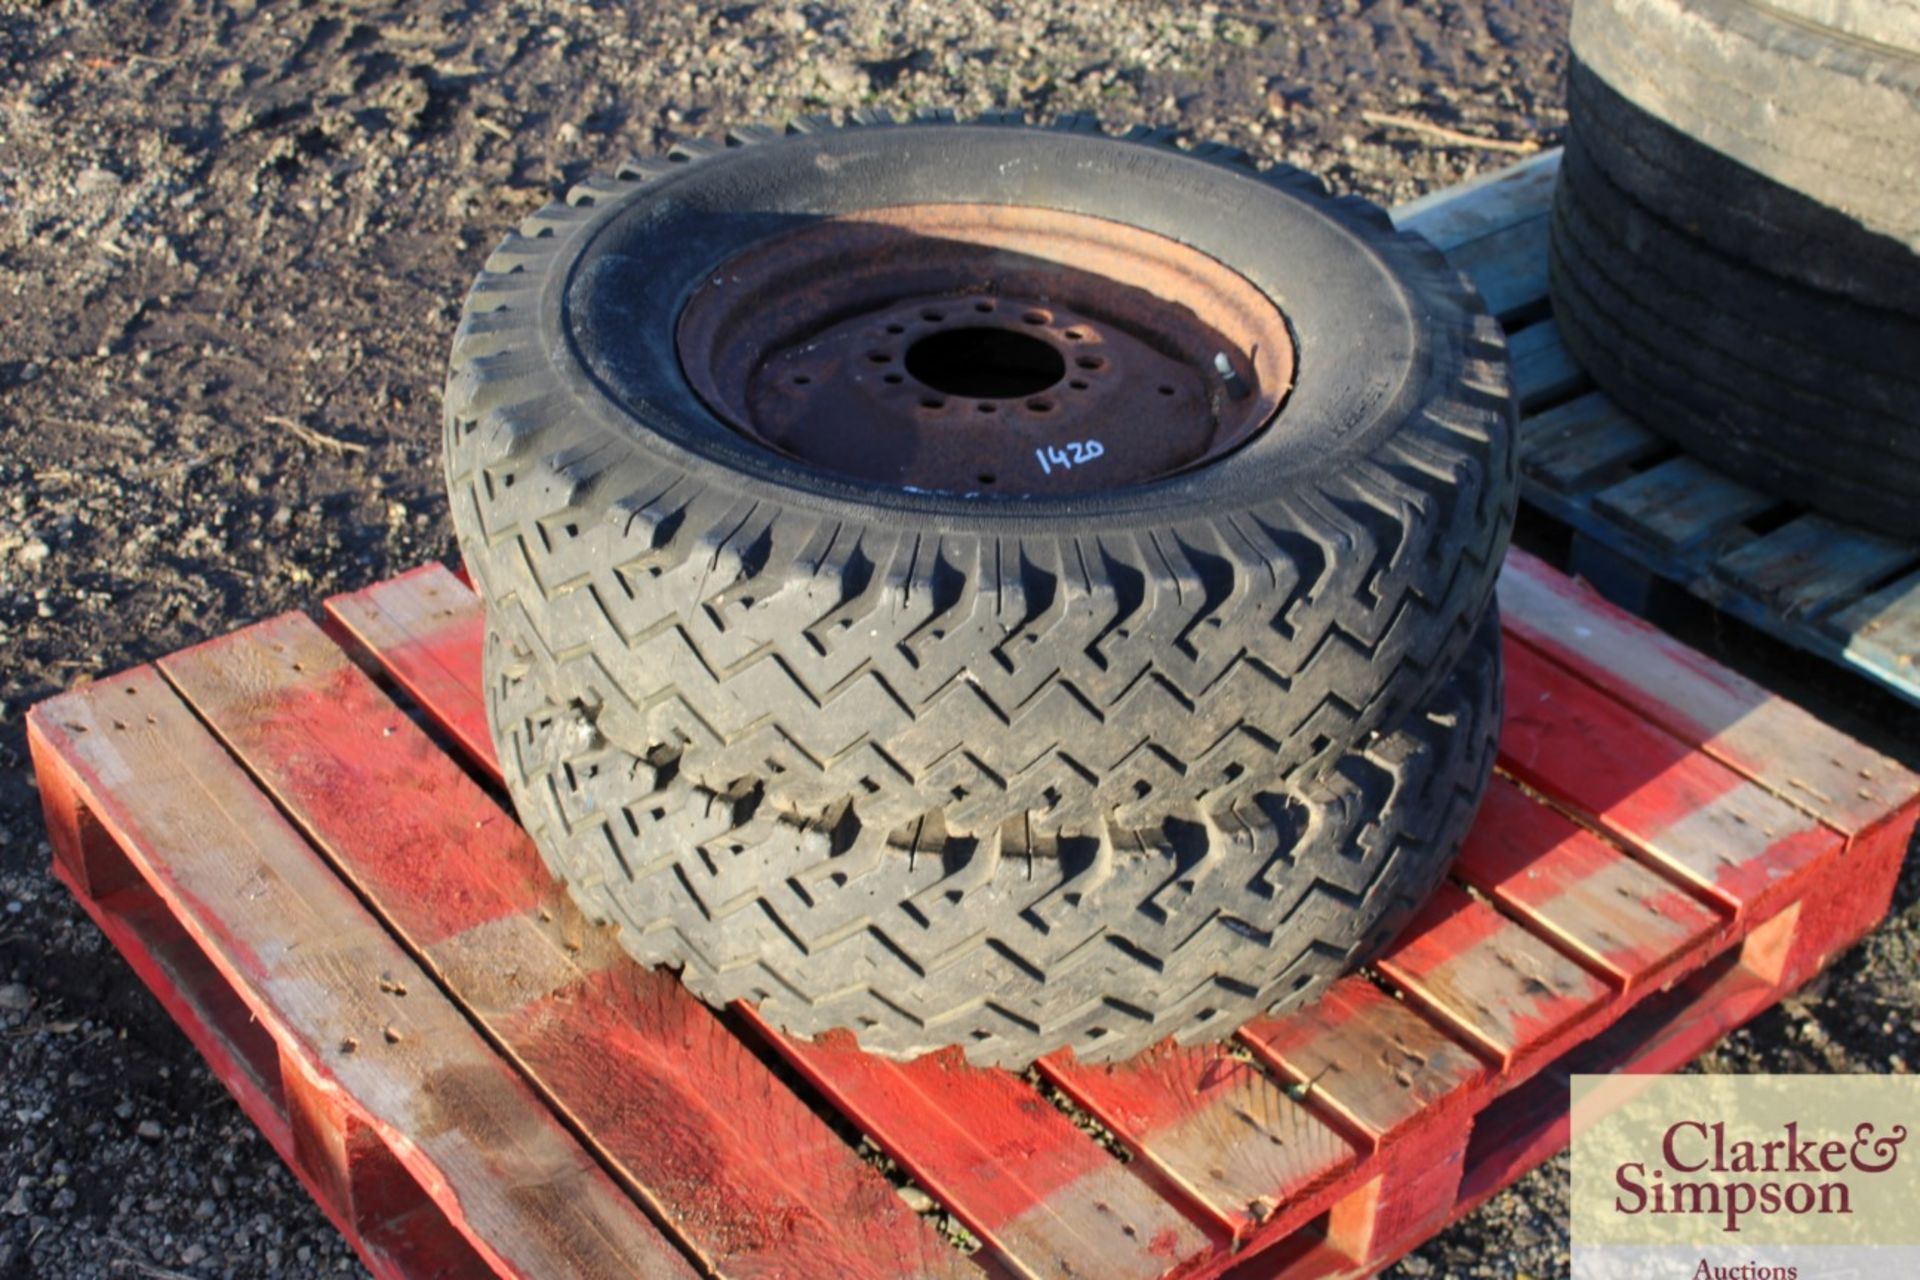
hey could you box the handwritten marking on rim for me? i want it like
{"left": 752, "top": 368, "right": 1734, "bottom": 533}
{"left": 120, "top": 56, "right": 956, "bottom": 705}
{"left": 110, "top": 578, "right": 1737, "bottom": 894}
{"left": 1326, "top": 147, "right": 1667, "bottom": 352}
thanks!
{"left": 1035, "top": 440, "right": 1106, "bottom": 475}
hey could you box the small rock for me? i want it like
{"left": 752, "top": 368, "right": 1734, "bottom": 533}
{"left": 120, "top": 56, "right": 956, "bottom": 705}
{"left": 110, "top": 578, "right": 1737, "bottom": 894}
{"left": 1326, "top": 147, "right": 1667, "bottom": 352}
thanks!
{"left": 0, "top": 984, "right": 30, "bottom": 1012}
{"left": 816, "top": 60, "right": 862, "bottom": 94}
{"left": 16, "top": 539, "right": 50, "bottom": 567}
{"left": 136, "top": 1119, "right": 164, "bottom": 1140}
{"left": 895, "top": 1184, "right": 935, "bottom": 1213}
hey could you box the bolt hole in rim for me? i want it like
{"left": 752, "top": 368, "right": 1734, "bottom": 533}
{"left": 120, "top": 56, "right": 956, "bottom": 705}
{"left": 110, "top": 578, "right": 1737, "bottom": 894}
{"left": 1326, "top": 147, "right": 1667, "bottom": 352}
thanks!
{"left": 676, "top": 203, "right": 1295, "bottom": 496}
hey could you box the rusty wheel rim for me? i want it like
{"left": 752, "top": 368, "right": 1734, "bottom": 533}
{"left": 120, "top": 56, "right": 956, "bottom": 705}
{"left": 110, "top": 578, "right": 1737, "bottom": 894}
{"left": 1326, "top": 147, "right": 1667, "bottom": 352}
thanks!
{"left": 675, "top": 203, "right": 1296, "bottom": 497}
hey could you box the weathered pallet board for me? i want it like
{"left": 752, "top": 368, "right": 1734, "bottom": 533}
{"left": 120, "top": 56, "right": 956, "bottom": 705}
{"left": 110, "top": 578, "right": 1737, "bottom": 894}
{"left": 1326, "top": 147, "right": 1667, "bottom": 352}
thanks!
{"left": 30, "top": 545, "right": 1915, "bottom": 1280}
{"left": 1392, "top": 148, "right": 1920, "bottom": 710}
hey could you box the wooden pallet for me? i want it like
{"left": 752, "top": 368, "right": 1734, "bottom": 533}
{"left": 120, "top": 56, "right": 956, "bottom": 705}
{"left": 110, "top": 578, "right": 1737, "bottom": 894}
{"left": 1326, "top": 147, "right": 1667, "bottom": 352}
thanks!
{"left": 1394, "top": 150, "right": 1920, "bottom": 710}
{"left": 28, "top": 547, "right": 1916, "bottom": 1280}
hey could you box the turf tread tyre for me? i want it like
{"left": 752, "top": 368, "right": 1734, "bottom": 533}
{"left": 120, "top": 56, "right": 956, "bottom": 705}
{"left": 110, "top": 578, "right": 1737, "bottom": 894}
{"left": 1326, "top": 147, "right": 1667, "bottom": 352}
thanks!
{"left": 444, "top": 112, "right": 1517, "bottom": 848}
{"left": 486, "top": 614, "right": 1503, "bottom": 1067}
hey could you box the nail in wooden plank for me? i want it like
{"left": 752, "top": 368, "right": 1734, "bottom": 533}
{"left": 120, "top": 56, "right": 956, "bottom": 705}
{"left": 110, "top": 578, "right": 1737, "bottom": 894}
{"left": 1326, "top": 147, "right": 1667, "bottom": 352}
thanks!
{"left": 755, "top": 1018, "right": 1215, "bottom": 1280}
{"left": 1237, "top": 977, "right": 1488, "bottom": 1147}
{"left": 1455, "top": 777, "right": 1724, "bottom": 991}
{"left": 1037, "top": 1042, "right": 1359, "bottom": 1239}
{"left": 160, "top": 614, "right": 977, "bottom": 1280}
{"left": 1498, "top": 548, "right": 1920, "bottom": 834}
{"left": 27, "top": 672, "right": 698, "bottom": 1280}
{"left": 1499, "top": 636, "right": 1839, "bottom": 919}
{"left": 1373, "top": 884, "right": 1609, "bottom": 1075}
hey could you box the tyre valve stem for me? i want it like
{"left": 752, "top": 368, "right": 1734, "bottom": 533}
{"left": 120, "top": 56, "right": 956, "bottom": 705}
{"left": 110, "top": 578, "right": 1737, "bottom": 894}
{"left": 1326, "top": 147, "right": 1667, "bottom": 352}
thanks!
{"left": 1214, "top": 351, "right": 1252, "bottom": 400}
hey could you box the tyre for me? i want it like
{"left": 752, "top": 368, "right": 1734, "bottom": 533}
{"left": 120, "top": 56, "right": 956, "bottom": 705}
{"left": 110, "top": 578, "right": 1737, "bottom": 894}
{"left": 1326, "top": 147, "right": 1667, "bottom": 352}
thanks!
{"left": 1563, "top": 57, "right": 1920, "bottom": 319}
{"left": 1569, "top": 0, "right": 1920, "bottom": 310}
{"left": 1555, "top": 0, "right": 1920, "bottom": 536}
{"left": 1550, "top": 136, "right": 1920, "bottom": 529}
{"left": 445, "top": 111, "right": 1515, "bottom": 846}
{"left": 486, "top": 611, "right": 1503, "bottom": 1067}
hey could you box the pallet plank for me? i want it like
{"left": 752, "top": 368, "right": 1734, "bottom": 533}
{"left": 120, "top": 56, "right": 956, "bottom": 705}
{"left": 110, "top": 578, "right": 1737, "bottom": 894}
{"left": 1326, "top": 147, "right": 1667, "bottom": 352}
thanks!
{"left": 1509, "top": 320, "right": 1583, "bottom": 411}
{"left": 756, "top": 1021, "right": 1215, "bottom": 1280}
{"left": 160, "top": 613, "right": 978, "bottom": 1280}
{"left": 1237, "top": 978, "right": 1488, "bottom": 1147}
{"left": 1372, "top": 884, "right": 1609, "bottom": 1074}
{"left": 27, "top": 673, "right": 698, "bottom": 1280}
{"left": 1497, "top": 549, "right": 1919, "bottom": 834}
{"left": 1519, "top": 393, "right": 1664, "bottom": 493}
{"left": 1443, "top": 214, "right": 1549, "bottom": 321}
{"left": 1591, "top": 456, "right": 1778, "bottom": 553}
{"left": 1037, "top": 1043, "right": 1359, "bottom": 1238}
{"left": 1830, "top": 568, "right": 1920, "bottom": 705}
{"left": 1454, "top": 777, "right": 1724, "bottom": 991}
{"left": 1712, "top": 514, "right": 1917, "bottom": 621}
{"left": 324, "top": 562, "right": 492, "bottom": 765}
{"left": 1391, "top": 149, "right": 1561, "bottom": 252}
{"left": 1499, "top": 636, "right": 1839, "bottom": 918}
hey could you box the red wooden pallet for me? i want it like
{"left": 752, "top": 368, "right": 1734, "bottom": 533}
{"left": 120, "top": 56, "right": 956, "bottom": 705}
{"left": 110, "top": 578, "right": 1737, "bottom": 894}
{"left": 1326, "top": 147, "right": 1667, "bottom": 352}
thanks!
{"left": 28, "top": 547, "right": 1916, "bottom": 1280}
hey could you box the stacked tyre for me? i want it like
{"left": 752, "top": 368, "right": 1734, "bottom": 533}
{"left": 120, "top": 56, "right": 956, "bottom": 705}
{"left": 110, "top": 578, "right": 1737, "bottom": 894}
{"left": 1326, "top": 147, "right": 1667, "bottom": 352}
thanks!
{"left": 1552, "top": 0, "right": 1920, "bottom": 537}
{"left": 444, "top": 113, "right": 1519, "bottom": 1067}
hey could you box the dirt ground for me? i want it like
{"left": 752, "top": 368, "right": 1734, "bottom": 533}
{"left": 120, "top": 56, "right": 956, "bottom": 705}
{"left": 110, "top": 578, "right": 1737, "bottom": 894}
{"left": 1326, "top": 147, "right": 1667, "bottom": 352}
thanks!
{"left": 2, "top": 1, "right": 1916, "bottom": 1277}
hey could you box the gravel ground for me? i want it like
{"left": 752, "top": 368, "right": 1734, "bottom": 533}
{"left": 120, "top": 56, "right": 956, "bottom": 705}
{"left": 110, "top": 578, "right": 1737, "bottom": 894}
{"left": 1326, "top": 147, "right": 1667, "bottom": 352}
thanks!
{"left": 2, "top": 2, "right": 1914, "bottom": 1277}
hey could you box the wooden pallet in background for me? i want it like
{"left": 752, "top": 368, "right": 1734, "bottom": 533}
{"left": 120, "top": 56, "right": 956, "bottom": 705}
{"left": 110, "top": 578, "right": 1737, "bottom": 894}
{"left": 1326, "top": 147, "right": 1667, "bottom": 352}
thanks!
{"left": 1394, "top": 150, "right": 1920, "bottom": 711}
{"left": 29, "top": 545, "right": 1916, "bottom": 1279}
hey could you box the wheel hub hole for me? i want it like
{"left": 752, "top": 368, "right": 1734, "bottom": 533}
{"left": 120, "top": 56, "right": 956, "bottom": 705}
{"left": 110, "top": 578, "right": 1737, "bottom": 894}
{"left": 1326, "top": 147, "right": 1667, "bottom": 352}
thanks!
{"left": 904, "top": 327, "right": 1068, "bottom": 400}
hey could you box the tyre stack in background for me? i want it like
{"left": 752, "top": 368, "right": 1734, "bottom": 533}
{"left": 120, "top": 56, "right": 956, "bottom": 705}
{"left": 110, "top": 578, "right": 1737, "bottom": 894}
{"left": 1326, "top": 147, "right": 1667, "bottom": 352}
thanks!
{"left": 445, "top": 114, "right": 1520, "bottom": 1069}
{"left": 1550, "top": 0, "right": 1920, "bottom": 538}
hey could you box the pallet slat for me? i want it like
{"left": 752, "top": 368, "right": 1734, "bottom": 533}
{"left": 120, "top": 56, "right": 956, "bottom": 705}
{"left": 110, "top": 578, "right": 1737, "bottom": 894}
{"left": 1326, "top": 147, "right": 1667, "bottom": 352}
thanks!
{"left": 1392, "top": 149, "right": 1560, "bottom": 251}
{"left": 756, "top": 1021, "right": 1215, "bottom": 1280}
{"left": 1441, "top": 215, "right": 1549, "bottom": 321}
{"left": 1037, "top": 1043, "right": 1359, "bottom": 1238}
{"left": 1373, "top": 884, "right": 1610, "bottom": 1074}
{"left": 160, "top": 614, "right": 977, "bottom": 1280}
{"left": 1497, "top": 549, "right": 1918, "bottom": 834}
{"left": 1508, "top": 320, "right": 1583, "bottom": 411}
{"left": 1830, "top": 569, "right": 1920, "bottom": 699}
{"left": 1454, "top": 777, "right": 1724, "bottom": 991}
{"left": 1500, "top": 637, "right": 1838, "bottom": 918}
{"left": 1519, "top": 393, "right": 1665, "bottom": 493}
{"left": 27, "top": 673, "right": 698, "bottom": 1280}
{"left": 1712, "top": 514, "right": 1917, "bottom": 621}
{"left": 1591, "top": 456, "right": 1778, "bottom": 553}
{"left": 1237, "top": 978, "right": 1487, "bottom": 1147}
